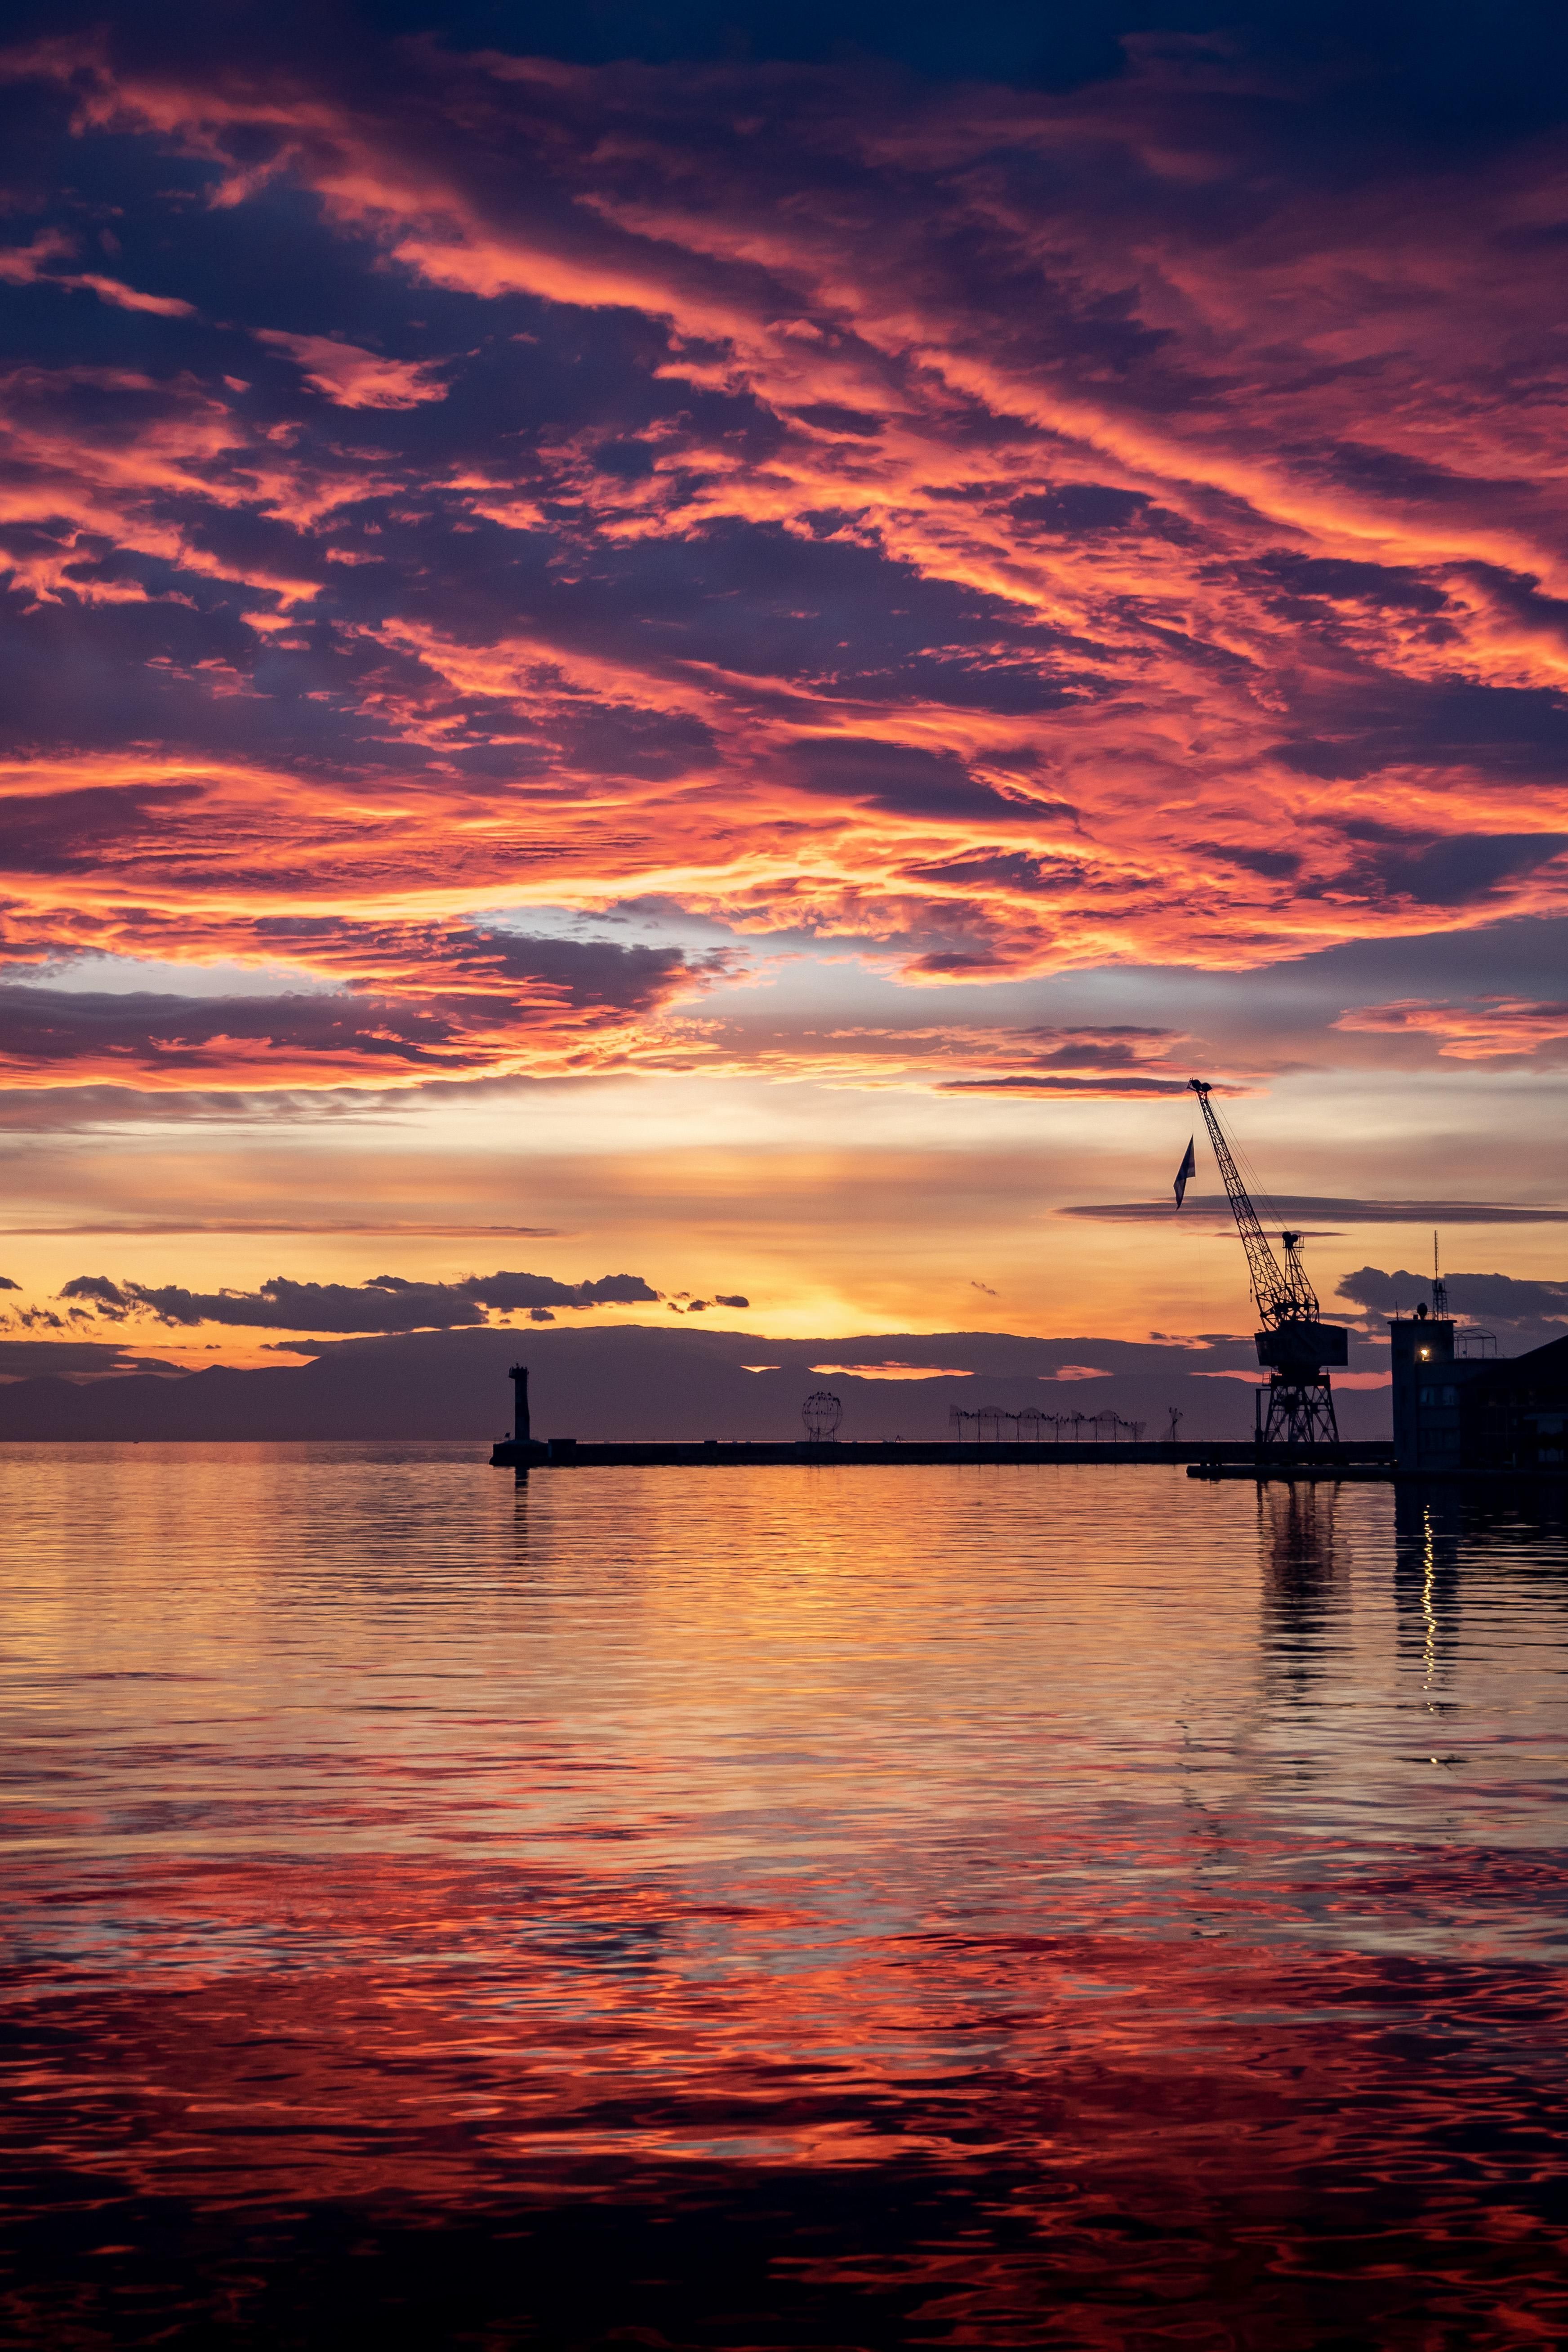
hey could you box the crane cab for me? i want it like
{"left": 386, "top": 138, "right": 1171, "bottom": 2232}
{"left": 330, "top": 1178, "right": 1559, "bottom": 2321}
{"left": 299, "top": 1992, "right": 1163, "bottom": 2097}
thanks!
{"left": 1256, "top": 1320, "right": 1348, "bottom": 1371}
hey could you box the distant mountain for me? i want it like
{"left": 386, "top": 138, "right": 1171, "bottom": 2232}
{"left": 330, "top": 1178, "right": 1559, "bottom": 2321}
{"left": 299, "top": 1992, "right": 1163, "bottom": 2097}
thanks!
{"left": 0, "top": 1324, "right": 1396, "bottom": 1442}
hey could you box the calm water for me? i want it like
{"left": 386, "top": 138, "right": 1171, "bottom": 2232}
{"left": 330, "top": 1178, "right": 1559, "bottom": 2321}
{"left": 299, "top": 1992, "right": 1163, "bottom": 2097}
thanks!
{"left": 2, "top": 1446, "right": 1567, "bottom": 2348}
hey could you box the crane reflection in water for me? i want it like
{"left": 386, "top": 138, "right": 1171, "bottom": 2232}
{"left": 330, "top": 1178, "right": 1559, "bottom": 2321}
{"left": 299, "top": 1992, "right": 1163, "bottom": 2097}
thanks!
{"left": 1257, "top": 1477, "right": 1350, "bottom": 1710}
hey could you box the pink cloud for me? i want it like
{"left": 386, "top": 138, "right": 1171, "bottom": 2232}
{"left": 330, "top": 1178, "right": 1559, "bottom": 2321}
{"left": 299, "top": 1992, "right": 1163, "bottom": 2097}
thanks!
{"left": 0, "top": 230, "right": 194, "bottom": 314}
{"left": 0, "top": 228, "right": 76, "bottom": 283}
{"left": 68, "top": 273, "right": 194, "bottom": 316}
{"left": 254, "top": 330, "right": 447, "bottom": 410}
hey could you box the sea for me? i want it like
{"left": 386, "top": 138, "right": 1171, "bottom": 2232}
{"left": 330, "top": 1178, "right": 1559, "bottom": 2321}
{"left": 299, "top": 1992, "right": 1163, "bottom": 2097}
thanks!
{"left": 2, "top": 1443, "right": 1566, "bottom": 2348}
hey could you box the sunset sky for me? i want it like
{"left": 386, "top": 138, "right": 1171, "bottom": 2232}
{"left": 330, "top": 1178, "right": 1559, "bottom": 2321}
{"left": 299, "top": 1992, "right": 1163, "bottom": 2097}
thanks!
{"left": 4, "top": 0, "right": 1568, "bottom": 1376}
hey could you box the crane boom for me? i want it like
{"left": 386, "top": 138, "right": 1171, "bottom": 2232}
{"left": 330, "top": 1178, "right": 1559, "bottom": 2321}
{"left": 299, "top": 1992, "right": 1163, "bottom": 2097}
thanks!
{"left": 1188, "top": 1079, "right": 1317, "bottom": 1329}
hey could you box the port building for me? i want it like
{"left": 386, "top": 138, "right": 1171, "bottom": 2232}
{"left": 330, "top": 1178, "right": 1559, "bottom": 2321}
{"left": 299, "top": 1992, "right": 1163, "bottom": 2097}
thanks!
{"left": 1391, "top": 1310, "right": 1568, "bottom": 1474}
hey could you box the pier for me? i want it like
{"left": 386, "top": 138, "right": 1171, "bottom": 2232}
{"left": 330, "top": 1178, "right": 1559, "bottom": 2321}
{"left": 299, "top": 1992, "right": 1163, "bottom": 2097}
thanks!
{"left": 490, "top": 1361, "right": 1415, "bottom": 1475}
{"left": 491, "top": 1435, "right": 1398, "bottom": 1470}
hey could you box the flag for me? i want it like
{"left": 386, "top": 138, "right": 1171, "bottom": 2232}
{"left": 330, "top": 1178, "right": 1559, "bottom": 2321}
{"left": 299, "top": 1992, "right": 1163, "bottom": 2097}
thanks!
{"left": 1173, "top": 1135, "right": 1196, "bottom": 1208}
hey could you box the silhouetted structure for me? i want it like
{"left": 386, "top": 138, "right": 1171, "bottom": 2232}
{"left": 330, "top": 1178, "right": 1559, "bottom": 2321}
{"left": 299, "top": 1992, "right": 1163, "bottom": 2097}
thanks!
{"left": 1392, "top": 1309, "right": 1568, "bottom": 1474}
{"left": 490, "top": 1370, "right": 1388, "bottom": 1472}
{"left": 802, "top": 1390, "right": 843, "bottom": 1441}
{"left": 504, "top": 1363, "right": 548, "bottom": 1474}
{"left": 949, "top": 1407, "right": 1147, "bottom": 1442}
{"left": 1184, "top": 1078, "right": 1347, "bottom": 1452}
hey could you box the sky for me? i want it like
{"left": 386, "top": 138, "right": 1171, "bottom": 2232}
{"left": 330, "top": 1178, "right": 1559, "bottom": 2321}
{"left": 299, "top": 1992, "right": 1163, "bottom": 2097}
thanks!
{"left": 2, "top": 0, "right": 1568, "bottom": 1393}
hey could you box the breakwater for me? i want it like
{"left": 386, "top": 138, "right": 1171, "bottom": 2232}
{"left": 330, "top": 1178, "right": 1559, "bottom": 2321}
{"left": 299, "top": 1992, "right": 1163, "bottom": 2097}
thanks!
{"left": 490, "top": 1436, "right": 1397, "bottom": 1470}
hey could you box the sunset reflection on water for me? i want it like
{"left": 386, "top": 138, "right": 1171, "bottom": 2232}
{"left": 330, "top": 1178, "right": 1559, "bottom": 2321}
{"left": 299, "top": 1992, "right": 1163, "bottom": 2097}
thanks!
{"left": 2, "top": 1448, "right": 1566, "bottom": 2346}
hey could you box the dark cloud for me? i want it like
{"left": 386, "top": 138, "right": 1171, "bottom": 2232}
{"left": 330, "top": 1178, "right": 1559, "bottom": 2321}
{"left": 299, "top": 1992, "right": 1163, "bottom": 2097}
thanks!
{"left": 779, "top": 738, "right": 1060, "bottom": 826}
{"left": 0, "top": 934, "right": 714, "bottom": 1077}
{"left": 903, "top": 851, "right": 1083, "bottom": 894}
{"left": 932, "top": 1019, "right": 1191, "bottom": 1093}
{"left": 1316, "top": 442, "right": 1523, "bottom": 505}
{"left": 465, "top": 1271, "right": 657, "bottom": 1311}
{"left": 713, "top": 1293, "right": 749, "bottom": 1307}
{"left": 11, "top": 0, "right": 1568, "bottom": 141}
{"left": 58, "top": 1267, "right": 660, "bottom": 1332}
{"left": 1192, "top": 843, "right": 1302, "bottom": 880}
{"left": 792, "top": 402, "right": 884, "bottom": 438}
{"left": 59, "top": 1273, "right": 485, "bottom": 1331}
{"left": 57, "top": 1275, "right": 131, "bottom": 1314}
{"left": 1009, "top": 485, "right": 1154, "bottom": 534}
{"left": 1335, "top": 1266, "right": 1568, "bottom": 1336}
{"left": 1241, "top": 552, "right": 1449, "bottom": 615}
{"left": 1278, "top": 687, "right": 1568, "bottom": 788}
{"left": 0, "top": 986, "right": 458, "bottom": 1072}
{"left": 1013, "top": 1025, "right": 1180, "bottom": 1068}
{"left": 0, "top": 784, "right": 207, "bottom": 874}
{"left": 1320, "top": 827, "right": 1568, "bottom": 909}
{"left": 0, "top": 1339, "right": 169, "bottom": 1376}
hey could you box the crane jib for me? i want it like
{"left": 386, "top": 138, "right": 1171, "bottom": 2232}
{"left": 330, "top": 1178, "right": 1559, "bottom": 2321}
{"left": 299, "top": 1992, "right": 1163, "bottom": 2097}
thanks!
{"left": 1184, "top": 1078, "right": 1347, "bottom": 1452}
{"left": 1185, "top": 1077, "right": 1348, "bottom": 1391}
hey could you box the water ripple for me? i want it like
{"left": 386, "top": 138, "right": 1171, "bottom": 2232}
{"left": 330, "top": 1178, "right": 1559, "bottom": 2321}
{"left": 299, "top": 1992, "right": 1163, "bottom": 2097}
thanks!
{"left": 1, "top": 1447, "right": 1566, "bottom": 2344}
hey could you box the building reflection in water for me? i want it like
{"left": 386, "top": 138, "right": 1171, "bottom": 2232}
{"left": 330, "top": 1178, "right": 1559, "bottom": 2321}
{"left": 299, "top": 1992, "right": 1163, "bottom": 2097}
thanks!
{"left": 1393, "top": 1485, "right": 1464, "bottom": 1720}
{"left": 1392, "top": 1483, "right": 1568, "bottom": 1719}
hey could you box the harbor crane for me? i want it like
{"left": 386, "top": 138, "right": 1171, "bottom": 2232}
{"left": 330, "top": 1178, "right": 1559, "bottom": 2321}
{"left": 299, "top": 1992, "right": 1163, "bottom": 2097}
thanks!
{"left": 1185, "top": 1078, "right": 1347, "bottom": 1450}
